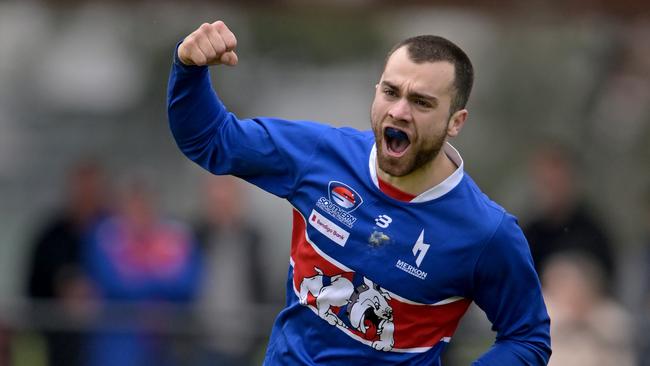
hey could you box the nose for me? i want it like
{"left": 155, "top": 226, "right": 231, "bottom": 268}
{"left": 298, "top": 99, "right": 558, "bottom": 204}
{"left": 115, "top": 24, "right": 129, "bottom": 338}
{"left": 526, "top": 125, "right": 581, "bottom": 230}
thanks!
{"left": 387, "top": 98, "right": 411, "bottom": 122}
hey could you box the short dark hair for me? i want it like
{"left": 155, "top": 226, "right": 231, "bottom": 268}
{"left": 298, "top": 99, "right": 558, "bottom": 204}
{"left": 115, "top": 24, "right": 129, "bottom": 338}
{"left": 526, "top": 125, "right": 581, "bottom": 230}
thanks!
{"left": 387, "top": 35, "right": 474, "bottom": 113}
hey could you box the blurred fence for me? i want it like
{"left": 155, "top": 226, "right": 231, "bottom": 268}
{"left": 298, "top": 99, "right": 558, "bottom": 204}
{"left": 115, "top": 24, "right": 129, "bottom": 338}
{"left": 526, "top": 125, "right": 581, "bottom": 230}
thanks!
{"left": 1, "top": 299, "right": 282, "bottom": 366}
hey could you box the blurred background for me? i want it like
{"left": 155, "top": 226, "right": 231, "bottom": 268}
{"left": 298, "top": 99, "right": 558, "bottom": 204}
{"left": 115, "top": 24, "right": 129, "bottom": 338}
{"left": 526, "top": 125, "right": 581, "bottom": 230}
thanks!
{"left": 1, "top": 0, "right": 649, "bottom": 365}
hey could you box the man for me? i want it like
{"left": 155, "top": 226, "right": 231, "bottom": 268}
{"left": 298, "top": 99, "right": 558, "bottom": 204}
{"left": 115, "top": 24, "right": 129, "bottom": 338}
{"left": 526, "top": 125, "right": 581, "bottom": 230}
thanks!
{"left": 167, "top": 20, "right": 551, "bottom": 365}
{"left": 193, "top": 175, "right": 270, "bottom": 365}
{"left": 524, "top": 143, "right": 614, "bottom": 289}
{"left": 83, "top": 177, "right": 202, "bottom": 366}
{"left": 25, "top": 160, "right": 108, "bottom": 366}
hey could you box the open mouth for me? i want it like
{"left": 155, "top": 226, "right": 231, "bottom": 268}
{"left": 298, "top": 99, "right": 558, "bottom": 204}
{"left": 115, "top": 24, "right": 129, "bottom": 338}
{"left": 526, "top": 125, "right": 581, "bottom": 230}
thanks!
{"left": 383, "top": 127, "right": 411, "bottom": 156}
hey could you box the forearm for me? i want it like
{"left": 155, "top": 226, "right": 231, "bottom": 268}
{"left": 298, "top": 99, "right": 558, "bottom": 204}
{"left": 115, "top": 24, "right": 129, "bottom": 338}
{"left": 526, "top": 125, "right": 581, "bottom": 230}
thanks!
{"left": 167, "top": 50, "right": 229, "bottom": 159}
{"left": 168, "top": 19, "right": 238, "bottom": 153}
{"left": 473, "top": 214, "right": 552, "bottom": 366}
{"left": 473, "top": 338, "right": 551, "bottom": 366}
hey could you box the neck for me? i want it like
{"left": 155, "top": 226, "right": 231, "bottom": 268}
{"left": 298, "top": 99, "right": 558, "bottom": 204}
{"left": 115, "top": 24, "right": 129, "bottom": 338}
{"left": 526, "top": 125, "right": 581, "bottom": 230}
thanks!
{"left": 377, "top": 145, "right": 458, "bottom": 197}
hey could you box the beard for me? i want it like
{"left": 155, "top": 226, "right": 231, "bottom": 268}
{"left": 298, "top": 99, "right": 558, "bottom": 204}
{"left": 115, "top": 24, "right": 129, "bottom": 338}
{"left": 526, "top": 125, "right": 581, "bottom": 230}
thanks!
{"left": 373, "top": 122, "right": 447, "bottom": 177}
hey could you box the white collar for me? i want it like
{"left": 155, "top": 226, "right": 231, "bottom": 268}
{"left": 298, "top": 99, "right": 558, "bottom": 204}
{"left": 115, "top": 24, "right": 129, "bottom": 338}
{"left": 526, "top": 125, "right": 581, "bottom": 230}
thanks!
{"left": 368, "top": 142, "right": 464, "bottom": 203}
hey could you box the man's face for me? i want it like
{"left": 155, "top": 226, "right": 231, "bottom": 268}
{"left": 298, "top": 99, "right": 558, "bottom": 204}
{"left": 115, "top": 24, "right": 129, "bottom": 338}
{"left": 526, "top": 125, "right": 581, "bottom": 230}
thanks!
{"left": 371, "top": 47, "right": 458, "bottom": 177}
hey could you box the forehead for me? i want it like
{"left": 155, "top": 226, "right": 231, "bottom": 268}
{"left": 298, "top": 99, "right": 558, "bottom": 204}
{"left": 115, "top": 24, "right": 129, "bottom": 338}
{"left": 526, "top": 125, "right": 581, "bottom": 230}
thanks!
{"left": 382, "top": 47, "right": 455, "bottom": 96}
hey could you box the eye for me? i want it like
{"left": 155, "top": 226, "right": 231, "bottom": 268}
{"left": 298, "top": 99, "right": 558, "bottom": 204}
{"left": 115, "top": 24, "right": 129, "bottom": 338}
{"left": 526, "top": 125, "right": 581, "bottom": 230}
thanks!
{"left": 413, "top": 99, "right": 432, "bottom": 108}
{"left": 383, "top": 88, "right": 397, "bottom": 97}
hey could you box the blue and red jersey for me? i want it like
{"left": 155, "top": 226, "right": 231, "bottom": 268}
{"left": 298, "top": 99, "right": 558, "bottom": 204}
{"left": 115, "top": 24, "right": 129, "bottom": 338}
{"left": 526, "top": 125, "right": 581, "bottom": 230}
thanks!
{"left": 167, "top": 50, "right": 551, "bottom": 365}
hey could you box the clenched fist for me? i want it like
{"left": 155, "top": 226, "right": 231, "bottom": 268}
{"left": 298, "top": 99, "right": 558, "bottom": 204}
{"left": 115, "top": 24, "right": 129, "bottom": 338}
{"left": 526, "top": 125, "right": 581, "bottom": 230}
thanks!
{"left": 177, "top": 21, "right": 238, "bottom": 66}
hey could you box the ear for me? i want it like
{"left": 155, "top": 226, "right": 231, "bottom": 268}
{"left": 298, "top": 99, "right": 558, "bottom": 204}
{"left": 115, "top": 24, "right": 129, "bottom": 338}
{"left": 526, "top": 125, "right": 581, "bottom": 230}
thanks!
{"left": 381, "top": 290, "right": 392, "bottom": 300}
{"left": 446, "top": 109, "right": 468, "bottom": 138}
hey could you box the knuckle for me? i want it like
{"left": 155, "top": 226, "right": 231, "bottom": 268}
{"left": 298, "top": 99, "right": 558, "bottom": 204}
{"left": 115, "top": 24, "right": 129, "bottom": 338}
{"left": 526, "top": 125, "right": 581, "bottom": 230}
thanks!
{"left": 214, "top": 42, "right": 226, "bottom": 54}
{"left": 196, "top": 53, "right": 207, "bottom": 66}
{"left": 205, "top": 47, "right": 217, "bottom": 58}
{"left": 183, "top": 37, "right": 196, "bottom": 48}
{"left": 225, "top": 35, "right": 237, "bottom": 49}
{"left": 197, "top": 23, "right": 211, "bottom": 36}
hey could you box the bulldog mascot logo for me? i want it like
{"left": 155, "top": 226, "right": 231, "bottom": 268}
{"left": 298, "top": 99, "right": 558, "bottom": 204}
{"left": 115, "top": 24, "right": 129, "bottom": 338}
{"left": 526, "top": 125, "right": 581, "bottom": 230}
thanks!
{"left": 299, "top": 267, "right": 395, "bottom": 351}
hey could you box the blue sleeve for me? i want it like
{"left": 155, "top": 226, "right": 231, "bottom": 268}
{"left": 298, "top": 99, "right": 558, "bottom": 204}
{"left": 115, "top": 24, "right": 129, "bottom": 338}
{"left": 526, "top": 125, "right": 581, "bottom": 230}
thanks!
{"left": 472, "top": 214, "right": 552, "bottom": 365}
{"left": 167, "top": 46, "right": 328, "bottom": 198}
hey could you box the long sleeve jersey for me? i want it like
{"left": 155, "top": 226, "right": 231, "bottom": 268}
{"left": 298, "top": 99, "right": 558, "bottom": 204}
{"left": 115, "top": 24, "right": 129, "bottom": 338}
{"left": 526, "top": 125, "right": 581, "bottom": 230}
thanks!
{"left": 167, "top": 51, "right": 551, "bottom": 366}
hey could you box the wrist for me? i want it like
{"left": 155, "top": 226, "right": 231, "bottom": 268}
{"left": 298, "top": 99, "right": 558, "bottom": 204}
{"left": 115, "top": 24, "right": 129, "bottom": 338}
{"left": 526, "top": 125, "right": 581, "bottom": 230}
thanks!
{"left": 173, "top": 41, "right": 203, "bottom": 70}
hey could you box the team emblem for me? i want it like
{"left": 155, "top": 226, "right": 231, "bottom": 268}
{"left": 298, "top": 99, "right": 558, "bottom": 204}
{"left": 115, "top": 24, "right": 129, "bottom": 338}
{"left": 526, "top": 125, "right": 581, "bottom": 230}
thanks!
{"left": 299, "top": 267, "right": 395, "bottom": 351}
{"left": 332, "top": 186, "right": 356, "bottom": 208}
{"left": 316, "top": 181, "right": 363, "bottom": 228}
{"left": 328, "top": 181, "right": 363, "bottom": 212}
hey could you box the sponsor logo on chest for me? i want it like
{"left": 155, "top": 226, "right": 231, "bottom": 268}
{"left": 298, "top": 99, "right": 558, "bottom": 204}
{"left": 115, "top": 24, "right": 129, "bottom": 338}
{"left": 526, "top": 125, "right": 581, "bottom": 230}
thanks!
{"left": 308, "top": 210, "right": 350, "bottom": 247}
{"left": 395, "top": 229, "right": 430, "bottom": 280}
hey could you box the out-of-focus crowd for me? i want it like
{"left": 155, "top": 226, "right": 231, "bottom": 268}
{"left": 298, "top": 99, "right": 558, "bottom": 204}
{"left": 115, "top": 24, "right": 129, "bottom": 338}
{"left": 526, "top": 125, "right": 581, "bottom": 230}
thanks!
{"left": 0, "top": 140, "right": 648, "bottom": 366}
{"left": 2, "top": 160, "right": 276, "bottom": 366}
{"left": 523, "top": 144, "right": 637, "bottom": 366}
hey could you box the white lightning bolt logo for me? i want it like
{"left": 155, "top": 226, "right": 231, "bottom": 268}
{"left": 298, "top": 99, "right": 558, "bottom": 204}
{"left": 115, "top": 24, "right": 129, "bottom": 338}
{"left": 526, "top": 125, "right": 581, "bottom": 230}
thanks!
{"left": 412, "top": 230, "right": 430, "bottom": 267}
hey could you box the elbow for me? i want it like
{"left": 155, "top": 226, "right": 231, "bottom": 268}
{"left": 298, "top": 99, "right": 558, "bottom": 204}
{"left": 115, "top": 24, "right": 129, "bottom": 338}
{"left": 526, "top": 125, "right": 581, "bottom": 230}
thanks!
{"left": 507, "top": 338, "right": 552, "bottom": 366}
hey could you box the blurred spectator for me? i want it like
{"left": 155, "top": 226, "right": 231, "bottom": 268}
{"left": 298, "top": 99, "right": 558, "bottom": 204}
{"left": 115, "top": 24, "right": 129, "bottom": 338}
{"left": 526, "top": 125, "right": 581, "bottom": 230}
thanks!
{"left": 83, "top": 176, "right": 202, "bottom": 366}
{"left": 0, "top": 323, "right": 10, "bottom": 366}
{"left": 524, "top": 143, "right": 615, "bottom": 288}
{"left": 24, "top": 159, "right": 108, "bottom": 366}
{"left": 542, "top": 252, "right": 634, "bottom": 366}
{"left": 639, "top": 186, "right": 650, "bottom": 366}
{"left": 193, "top": 174, "right": 269, "bottom": 366}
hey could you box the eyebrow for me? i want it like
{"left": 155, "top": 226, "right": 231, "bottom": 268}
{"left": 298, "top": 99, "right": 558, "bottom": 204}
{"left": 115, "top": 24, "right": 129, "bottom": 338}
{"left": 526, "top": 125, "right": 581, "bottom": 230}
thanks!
{"left": 380, "top": 81, "right": 439, "bottom": 103}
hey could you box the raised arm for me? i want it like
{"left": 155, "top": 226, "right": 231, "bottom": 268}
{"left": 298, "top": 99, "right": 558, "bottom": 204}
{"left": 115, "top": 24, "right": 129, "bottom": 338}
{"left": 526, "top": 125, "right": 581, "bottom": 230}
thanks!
{"left": 167, "top": 20, "right": 241, "bottom": 174}
{"left": 167, "top": 21, "right": 329, "bottom": 198}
